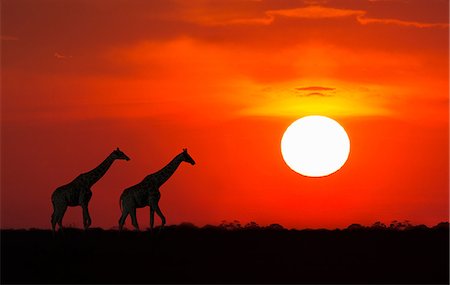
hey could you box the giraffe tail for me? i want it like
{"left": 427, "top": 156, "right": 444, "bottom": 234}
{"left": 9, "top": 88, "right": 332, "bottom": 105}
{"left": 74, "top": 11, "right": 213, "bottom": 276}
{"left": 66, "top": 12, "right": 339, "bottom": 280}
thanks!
{"left": 119, "top": 196, "right": 123, "bottom": 213}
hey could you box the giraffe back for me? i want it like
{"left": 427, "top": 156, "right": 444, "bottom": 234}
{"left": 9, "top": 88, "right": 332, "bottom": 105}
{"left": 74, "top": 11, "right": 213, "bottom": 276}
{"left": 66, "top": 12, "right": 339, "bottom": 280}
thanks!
{"left": 121, "top": 179, "right": 159, "bottom": 209}
{"left": 52, "top": 181, "right": 91, "bottom": 207}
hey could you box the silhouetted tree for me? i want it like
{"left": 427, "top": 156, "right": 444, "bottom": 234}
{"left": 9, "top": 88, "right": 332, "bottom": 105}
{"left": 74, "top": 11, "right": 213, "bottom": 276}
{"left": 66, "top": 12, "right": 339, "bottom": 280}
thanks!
{"left": 389, "top": 220, "right": 413, "bottom": 230}
{"left": 389, "top": 220, "right": 398, "bottom": 229}
{"left": 220, "top": 220, "right": 242, "bottom": 230}
{"left": 266, "top": 223, "right": 285, "bottom": 230}
{"left": 202, "top": 224, "right": 218, "bottom": 230}
{"left": 371, "top": 221, "right": 387, "bottom": 229}
{"left": 347, "top": 223, "right": 365, "bottom": 230}
{"left": 244, "top": 221, "right": 260, "bottom": 229}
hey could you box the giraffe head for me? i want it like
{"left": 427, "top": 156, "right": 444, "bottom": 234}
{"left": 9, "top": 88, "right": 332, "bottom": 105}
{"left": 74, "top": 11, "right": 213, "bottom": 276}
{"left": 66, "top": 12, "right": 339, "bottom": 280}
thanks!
{"left": 182, "top": 148, "right": 196, "bottom": 165}
{"left": 112, "top": 147, "right": 131, "bottom": 161}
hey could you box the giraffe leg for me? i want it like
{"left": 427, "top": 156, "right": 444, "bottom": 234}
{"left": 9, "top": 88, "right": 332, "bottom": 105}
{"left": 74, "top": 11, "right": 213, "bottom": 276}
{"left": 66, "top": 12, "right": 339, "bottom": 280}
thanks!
{"left": 51, "top": 216, "right": 56, "bottom": 234}
{"left": 154, "top": 204, "right": 166, "bottom": 229}
{"left": 55, "top": 205, "right": 67, "bottom": 232}
{"left": 51, "top": 202, "right": 58, "bottom": 233}
{"left": 118, "top": 210, "right": 129, "bottom": 231}
{"left": 130, "top": 208, "right": 139, "bottom": 231}
{"left": 82, "top": 205, "right": 92, "bottom": 230}
{"left": 150, "top": 207, "right": 155, "bottom": 230}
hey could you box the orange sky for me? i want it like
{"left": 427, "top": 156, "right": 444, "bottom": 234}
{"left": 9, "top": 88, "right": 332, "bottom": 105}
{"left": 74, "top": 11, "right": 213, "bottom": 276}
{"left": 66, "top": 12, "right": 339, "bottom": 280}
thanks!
{"left": 1, "top": 0, "right": 448, "bottom": 229}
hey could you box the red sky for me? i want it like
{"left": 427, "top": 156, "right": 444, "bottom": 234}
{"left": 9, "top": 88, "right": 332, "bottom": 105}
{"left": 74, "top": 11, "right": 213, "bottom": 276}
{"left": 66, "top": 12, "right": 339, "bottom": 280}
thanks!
{"left": 1, "top": 0, "right": 448, "bottom": 229}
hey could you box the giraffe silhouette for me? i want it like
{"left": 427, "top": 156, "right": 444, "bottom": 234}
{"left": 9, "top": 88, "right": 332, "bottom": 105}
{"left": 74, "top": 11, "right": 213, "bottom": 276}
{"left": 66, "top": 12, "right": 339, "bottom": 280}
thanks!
{"left": 119, "top": 148, "right": 195, "bottom": 231}
{"left": 51, "top": 148, "right": 130, "bottom": 232}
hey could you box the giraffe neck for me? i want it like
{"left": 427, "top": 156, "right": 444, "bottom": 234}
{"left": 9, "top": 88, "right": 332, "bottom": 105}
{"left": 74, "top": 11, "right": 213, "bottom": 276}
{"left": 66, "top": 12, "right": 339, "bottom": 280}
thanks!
{"left": 151, "top": 153, "right": 184, "bottom": 188}
{"left": 83, "top": 154, "right": 116, "bottom": 187}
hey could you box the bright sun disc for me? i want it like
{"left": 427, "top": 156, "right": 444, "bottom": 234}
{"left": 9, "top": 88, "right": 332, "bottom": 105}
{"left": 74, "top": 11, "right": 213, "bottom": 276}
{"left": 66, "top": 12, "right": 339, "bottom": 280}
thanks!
{"left": 281, "top": 115, "right": 350, "bottom": 177}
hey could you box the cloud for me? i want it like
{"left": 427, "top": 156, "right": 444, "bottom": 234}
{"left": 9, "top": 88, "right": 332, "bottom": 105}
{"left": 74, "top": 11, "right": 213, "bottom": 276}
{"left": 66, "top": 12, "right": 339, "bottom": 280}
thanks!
{"left": 367, "top": 0, "right": 407, "bottom": 2}
{"left": 54, "top": 52, "right": 72, "bottom": 60}
{"left": 202, "top": 5, "right": 449, "bottom": 29}
{"left": 305, "top": 92, "right": 331, "bottom": 97}
{"left": 357, "top": 16, "right": 449, "bottom": 28}
{"left": 296, "top": 86, "right": 335, "bottom": 97}
{"left": 226, "top": 17, "right": 274, "bottom": 25}
{"left": 220, "top": 6, "right": 364, "bottom": 26}
{"left": 303, "top": 0, "right": 329, "bottom": 5}
{"left": 296, "top": 86, "right": 335, "bottom": 91}
{"left": 267, "top": 6, "right": 365, "bottom": 19}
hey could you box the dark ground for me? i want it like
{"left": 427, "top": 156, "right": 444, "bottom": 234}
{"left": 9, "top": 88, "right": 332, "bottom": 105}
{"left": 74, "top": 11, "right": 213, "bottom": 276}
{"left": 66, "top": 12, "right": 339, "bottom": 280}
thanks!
{"left": 1, "top": 224, "right": 449, "bottom": 284}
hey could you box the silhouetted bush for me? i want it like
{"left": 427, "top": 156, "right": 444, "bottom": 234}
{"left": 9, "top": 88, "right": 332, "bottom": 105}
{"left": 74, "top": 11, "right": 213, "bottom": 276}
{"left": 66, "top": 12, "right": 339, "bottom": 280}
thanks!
{"left": 177, "top": 222, "right": 198, "bottom": 229}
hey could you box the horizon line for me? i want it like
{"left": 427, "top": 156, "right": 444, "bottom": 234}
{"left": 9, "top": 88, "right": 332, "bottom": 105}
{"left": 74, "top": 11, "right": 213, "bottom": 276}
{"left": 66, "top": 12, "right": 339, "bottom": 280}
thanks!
{"left": 1, "top": 220, "right": 448, "bottom": 231}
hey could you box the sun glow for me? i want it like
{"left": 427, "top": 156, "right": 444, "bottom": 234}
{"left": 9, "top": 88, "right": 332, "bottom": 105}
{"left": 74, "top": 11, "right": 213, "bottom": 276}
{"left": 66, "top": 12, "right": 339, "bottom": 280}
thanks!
{"left": 281, "top": 115, "right": 350, "bottom": 177}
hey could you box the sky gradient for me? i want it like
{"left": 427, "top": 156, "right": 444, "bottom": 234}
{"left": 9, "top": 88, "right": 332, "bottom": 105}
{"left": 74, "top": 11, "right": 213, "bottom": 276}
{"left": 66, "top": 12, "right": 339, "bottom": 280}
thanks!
{"left": 1, "top": 0, "right": 449, "bottom": 229}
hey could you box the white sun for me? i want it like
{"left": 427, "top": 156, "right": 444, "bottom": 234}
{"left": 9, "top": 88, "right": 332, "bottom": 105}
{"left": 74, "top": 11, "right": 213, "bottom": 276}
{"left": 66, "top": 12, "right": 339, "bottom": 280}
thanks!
{"left": 281, "top": 115, "right": 350, "bottom": 177}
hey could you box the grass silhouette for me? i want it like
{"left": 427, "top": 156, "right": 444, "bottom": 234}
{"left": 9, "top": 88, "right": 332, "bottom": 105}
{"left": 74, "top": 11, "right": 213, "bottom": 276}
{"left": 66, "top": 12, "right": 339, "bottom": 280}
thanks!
{"left": 1, "top": 222, "right": 448, "bottom": 283}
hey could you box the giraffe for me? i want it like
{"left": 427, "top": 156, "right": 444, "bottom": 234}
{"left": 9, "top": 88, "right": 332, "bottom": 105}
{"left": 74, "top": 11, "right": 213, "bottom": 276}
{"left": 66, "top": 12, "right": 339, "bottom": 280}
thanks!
{"left": 118, "top": 148, "right": 195, "bottom": 231}
{"left": 51, "top": 148, "right": 130, "bottom": 232}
